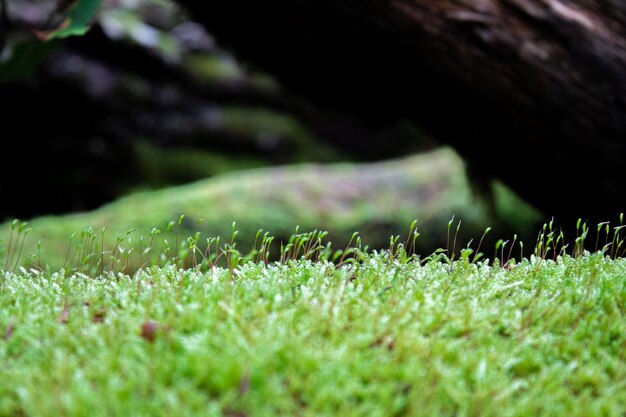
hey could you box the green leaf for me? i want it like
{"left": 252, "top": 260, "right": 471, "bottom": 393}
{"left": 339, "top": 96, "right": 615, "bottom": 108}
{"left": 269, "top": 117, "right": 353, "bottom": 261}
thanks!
{"left": 46, "top": 0, "right": 103, "bottom": 40}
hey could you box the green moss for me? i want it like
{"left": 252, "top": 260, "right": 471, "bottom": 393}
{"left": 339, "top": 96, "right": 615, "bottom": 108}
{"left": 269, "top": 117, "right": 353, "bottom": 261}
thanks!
{"left": 0, "top": 254, "right": 624, "bottom": 416}
{"left": 1, "top": 149, "right": 541, "bottom": 271}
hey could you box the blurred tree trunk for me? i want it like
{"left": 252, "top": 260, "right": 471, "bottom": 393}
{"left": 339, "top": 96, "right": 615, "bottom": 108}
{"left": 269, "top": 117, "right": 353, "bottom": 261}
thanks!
{"left": 180, "top": 0, "right": 626, "bottom": 222}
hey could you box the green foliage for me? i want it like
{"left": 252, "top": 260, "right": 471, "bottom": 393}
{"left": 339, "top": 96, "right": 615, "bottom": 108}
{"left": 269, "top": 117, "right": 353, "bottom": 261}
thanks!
{"left": 0, "top": 0, "right": 102, "bottom": 82}
{"left": 41, "top": 0, "right": 102, "bottom": 40}
{"left": 1, "top": 230, "right": 625, "bottom": 416}
{"left": 43, "top": 0, "right": 104, "bottom": 40}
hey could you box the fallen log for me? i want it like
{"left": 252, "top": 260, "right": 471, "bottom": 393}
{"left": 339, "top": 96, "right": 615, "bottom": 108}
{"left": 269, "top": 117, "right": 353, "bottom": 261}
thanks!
{"left": 180, "top": 0, "right": 626, "bottom": 223}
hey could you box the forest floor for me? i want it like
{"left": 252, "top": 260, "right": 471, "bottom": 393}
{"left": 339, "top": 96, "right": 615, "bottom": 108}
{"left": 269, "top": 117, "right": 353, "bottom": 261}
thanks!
{"left": 1, "top": 233, "right": 625, "bottom": 416}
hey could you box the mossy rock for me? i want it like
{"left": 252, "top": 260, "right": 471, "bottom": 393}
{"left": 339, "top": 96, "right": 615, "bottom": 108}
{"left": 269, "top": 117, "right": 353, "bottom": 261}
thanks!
{"left": 1, "top": 149, "right": 541, "bottom": 271}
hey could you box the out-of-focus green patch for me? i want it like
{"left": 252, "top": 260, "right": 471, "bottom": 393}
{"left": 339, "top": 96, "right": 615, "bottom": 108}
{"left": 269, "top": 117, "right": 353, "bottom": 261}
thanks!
{"left": 99, "top": 7, "right": 180, "bottom": 61}
{"left": 220, "top": 108, "right": 341, "bottom": 162}
{"left": 133, "top": 141, "right": 269, "bottom": 187}
{"left": 41, "top": 0, "right": 103, "bottom": 40}
{"left": 184, "top": 54, "right": 246, "bottom": 82}
{"left": 129, "top": 106, "right": 343, "bottom": 188}
{"left": 493, "top": 181, "right": 544, "bottom": 231}
{"left": 0, "top": 42, "right": 56, "bottom": 83}
{"left": 1, "top": 149, "right": 542, "bottom": 271}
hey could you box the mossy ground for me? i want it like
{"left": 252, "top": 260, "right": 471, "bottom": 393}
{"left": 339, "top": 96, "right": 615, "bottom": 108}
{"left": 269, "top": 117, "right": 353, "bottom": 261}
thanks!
{"left": 1, "top": 251, "right": 624, "bottom": 416}
{"left": 1, "top": 149, "right": 540, "bottom": 271}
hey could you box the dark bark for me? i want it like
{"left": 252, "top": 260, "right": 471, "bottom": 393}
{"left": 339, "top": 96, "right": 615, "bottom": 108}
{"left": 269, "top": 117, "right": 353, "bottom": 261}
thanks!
{"left": 180, "top": 0, "right": 626, "bottom": 223}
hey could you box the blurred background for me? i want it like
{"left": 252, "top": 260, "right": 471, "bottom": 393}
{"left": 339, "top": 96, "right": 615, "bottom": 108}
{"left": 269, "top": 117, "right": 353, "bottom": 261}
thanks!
{"left": 0, "top": 0, "right": 542, "bottom": 267}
